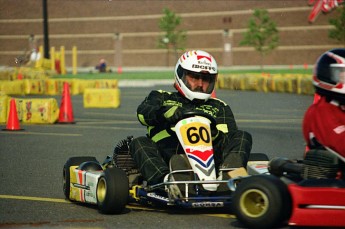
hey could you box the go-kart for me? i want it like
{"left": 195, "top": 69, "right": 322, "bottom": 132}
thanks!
{"left": 229, "top": 148, "right": 345, "bottom": 229}
{"left": 63, "top": 112, "right": 269, "bottom": 214}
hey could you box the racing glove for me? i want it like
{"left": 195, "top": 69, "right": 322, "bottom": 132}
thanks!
{"left": 210, "top": 123, "right": 219, "bottom": 140}
{"left": 163, "top": 106, "right": 187, "bottom": 124}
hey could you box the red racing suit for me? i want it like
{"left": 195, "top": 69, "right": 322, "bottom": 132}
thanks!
{"left": 303, "top": 96, "right": 345, "bottom": 158}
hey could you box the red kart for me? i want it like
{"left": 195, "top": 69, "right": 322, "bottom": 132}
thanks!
{"left": 229, "top": 149, "right": 345, "bottom": 228}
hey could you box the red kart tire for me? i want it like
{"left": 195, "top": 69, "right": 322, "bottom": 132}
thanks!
{"left": 96, "top": 167, "right": 129, "bottom": 214}
{"left": 232, "top": 175, "right": 292, "bottom": 229}
{"left": 63, "top": 156, "right": 98, "bottom": 200}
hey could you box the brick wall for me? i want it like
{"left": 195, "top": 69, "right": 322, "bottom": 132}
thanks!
{"left": 0, "top": 0, "right": 341, "bottom": 68}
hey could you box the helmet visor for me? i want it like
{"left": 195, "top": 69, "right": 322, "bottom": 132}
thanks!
{"left": 182, "top": 70, "right": 216, "bottom": 94}
{"left": 330, "top": 64, "right": 345, "bottom": 84}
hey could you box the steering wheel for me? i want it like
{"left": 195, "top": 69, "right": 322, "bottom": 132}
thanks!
{"left": 182, "top": 111, "right": 217, "bottom": 128}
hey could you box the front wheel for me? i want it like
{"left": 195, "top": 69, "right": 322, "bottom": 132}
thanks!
{"left": 97, "top": 167, "right": 129, "bottom": 214}
{"left": 232, "top": 175, "right": 291, "bottom": 229}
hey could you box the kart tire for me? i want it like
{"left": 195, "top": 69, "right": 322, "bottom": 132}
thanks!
{"left": 63, "top": 156, "right": 98, "bottom": 200}
{"left": 232, "top": 175, "right": 291, "bottom": 229}
{"left": 96, "top": 167, "right": 129, "bottom": 214}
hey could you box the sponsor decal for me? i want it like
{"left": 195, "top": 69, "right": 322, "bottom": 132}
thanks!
{"left": 26, "top": 101, "right": 32, "bottom": 121}
{"left": 192, "top": 202, "right": 224, "bottom": 208}
{"left": 77, "top": 170, "right": 87, "bottom": 202}
{"left": 197, "top": 55, "right": 212, "bottom": 62}
{"left": 334, "top": 125, "right": 345, "bottom": 134}
{"left": 72, "top": 183, "right": 90, "bottom": 190}
{"left": 186, "top": 148, "right": 213, "bottom": 164}
{"left": 85, "top": 191, "right": 95, "bottom": 199}
{"left": 192, "top": 64, "right": 216, "bottom": 72}
{"left": 327, "top": 51, "right": 345, "bottom": 64}
{"left": 198, "top": 60, "right": 211, "bottom": 66}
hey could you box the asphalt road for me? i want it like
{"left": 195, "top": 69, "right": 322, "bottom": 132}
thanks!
{"left": 0, "top": 83, "right": 313, "bottom": 229}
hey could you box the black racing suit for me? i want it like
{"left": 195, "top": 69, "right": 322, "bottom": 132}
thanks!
{"left": 129, "top": 90, "right": 252, "bottom": 185}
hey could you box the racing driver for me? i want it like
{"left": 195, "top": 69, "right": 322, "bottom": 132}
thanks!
{"left": 129, "top": 50, "right": 252, "bottom": 193}
{"left": 303, "top": 48, "right": 345, "bottom": 166}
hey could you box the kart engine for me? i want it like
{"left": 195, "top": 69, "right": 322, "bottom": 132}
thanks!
{"left": 113, "top": 136, "right": 138, "bottom": 175}
{"left": 302, "top": 149, "right": 339, "bottom": 179}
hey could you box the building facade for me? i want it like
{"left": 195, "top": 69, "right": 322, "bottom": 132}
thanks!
{"left": 0, "top": 0, "right": 341, "bottom": 68}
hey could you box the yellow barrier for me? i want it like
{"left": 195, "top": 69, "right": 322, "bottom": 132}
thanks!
{"left": 72, "top": 79, "right": 119, "bottom": 94}
{"left": 0, "top": 80, "right": 24, "bottom": 95}
{"left": 72, "top": 46, "right": 77, "bottom": 75}
{"left": 0, "top": 78, "right": 120, "bottom": 96}
{"left": 14, "top": 98, "right": 59, "bottom": 124}
{"left": 0, "top": 70, "right": 13, "bottom": 80}
{"left": 24, "top": 79, "right": 45, "bottom": 95}
{"left": 83, "top": 88, "right": 121, "bottom": 108}
{"left": 95, "top": 79, "right": 118, "bottom": 89}
{"left": 11, "top": 67, "right": 53, "bottom": 80}
{"left": 0, "top": 94, "right": 10, "bottom": 123}
{"left": 60, "top": 46, "right": 66, "bottom": 75}
{"left": 218, "top": 73, "right": 314, "bottom": 95}
{"left": 45, "top": 79, "right": 74, "bottom": 95}
{"left": 71, "top": 79, "right": 94, "bottom": 95}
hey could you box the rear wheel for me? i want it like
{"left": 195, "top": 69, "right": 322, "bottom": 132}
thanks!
{"left": 63, "top": 156, "right": 98, "bottom": 200}
{"left": 232, "top": 175, "right": 291, "bottom": 229}
{"left": 97, "top": 167, "right": 129, "bottom": 214}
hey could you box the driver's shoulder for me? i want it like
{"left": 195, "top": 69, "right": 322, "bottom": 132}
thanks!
{"left": 208, "top": 97, "right": 228, "bottom": 106}
{"left": 155, "top": 89, "right": 174, "bottom": 95}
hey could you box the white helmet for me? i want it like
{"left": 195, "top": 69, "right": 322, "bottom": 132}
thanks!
{"left": 174, "top": 50, "right": 218, "bottom": 101}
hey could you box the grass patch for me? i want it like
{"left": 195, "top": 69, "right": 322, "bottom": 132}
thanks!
{"left": 221, "top": 68, "right": 312, "bottom": 75}
{"left": 51, "top": 68, "right": 312, "bottom": 80}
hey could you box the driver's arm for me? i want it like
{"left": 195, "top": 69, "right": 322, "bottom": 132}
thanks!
{"left": 214, "top": 101, "right": 238, "bottom": 135}
{"left": 136, "top": 90, "right": 165, "bottom": 126}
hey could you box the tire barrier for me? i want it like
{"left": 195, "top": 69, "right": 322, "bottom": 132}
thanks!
{"left": 217, "top": 73, "right": 314, "bottom": 95}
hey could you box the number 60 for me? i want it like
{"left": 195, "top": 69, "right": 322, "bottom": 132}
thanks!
{"left": 186, "top": 126, "right": 211, "bottom": 144}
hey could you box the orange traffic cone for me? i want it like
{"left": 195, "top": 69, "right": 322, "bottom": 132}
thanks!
{"left": 3, "top": 98, "right": 24, "bottom": 131}
{"left": 17, "top": 72, "right": 23, "bottom": 80}
{"left": 58, "top": 82, "right": 75, "bottom": 124}
{"left": 117, "top": 66, "right": 123, "bottom": 74}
